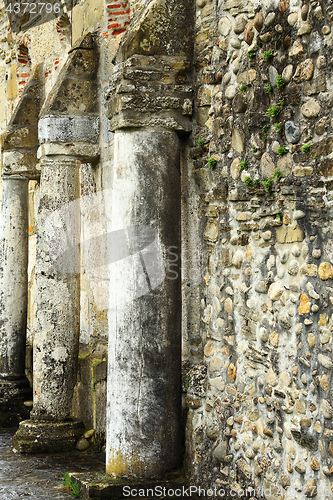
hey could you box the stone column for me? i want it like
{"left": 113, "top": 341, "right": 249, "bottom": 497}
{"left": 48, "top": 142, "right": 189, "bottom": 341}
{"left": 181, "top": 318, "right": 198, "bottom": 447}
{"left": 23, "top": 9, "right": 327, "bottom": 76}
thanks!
{"left": 104, "top": 0, "right": 194, "bottom": 476}
{"left": 13, "top": 155, "right": 85, "bottom": 452}
{"left": 0, "top": 175, "right": 32, "bottom": 424}
{"left": 0, "top": 63, "right": 43, "bottom": 425}
{"left": 31, "top": 156, "right": 81, "bottom": 421}
{"left": 106, "top": 129, "right": 182, "bottom": 477}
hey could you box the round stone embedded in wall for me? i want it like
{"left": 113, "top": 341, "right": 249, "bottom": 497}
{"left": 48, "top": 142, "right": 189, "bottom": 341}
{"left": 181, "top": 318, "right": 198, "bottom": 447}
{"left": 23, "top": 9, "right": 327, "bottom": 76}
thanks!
{"left": 218, "top": 17, "right": 232, "bottom": 37}
{"left": 234, "top": 14, "right": 247, "bottom": 34}
{"left": 301, "top": 98, "right": 321, "bottom": 118}
{"left": 285, "top": 121, "right": 301, "bottom": 144}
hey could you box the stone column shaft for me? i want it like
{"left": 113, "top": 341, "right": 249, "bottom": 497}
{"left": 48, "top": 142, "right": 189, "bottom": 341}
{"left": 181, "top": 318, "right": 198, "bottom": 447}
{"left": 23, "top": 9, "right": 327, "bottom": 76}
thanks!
{"left": 106, "top": 129, "right": 182, "bottom": 478}
{"left": 0, "top": 176, "right": 29, "bottom": 380}
{"left": 31, "top": 156, "right": 81, "bottom": 421}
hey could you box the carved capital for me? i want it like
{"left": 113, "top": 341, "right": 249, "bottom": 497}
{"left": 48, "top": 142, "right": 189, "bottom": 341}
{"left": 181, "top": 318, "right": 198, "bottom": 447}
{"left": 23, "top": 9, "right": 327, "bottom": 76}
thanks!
{"left": 105, "top": 55, "right": 193, "bottom": 132}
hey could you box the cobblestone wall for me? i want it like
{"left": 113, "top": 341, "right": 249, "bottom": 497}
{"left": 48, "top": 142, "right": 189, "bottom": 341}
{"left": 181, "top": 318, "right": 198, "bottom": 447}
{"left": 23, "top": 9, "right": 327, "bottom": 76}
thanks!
{"left": 184, "top": 0, "right": 333, "bottom": 498}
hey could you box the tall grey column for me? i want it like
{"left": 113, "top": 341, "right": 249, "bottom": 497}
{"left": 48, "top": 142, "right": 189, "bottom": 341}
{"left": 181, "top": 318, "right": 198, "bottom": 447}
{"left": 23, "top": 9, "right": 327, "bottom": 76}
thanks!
{"left": 0, "top": 63, "right": 43, "bottom": 425}
{"left": 105, "top": 0, "right": 194, "bottom": 474}
{"left": 0, "top": 175, "right": 31, "bottom": 424}
{"left": 0, "top": 176, "right": 29, "bottom": 379}
{"left": 104, "top": 0, "right": 194, "bottom": 474}
{"left": 31, "top": 156, "right": 81, "bottom": 421}
{"left": 106, "top": 129, "right": 181, "bottom": 477}
{"left": 13, "top": 155, "right": 85, "bottom": 452}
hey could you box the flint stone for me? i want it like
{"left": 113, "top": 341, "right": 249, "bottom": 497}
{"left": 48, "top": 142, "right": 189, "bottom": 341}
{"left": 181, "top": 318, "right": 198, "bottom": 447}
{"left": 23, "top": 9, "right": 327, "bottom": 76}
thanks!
{"left": 291, "top": 430, "right": 318, "bottom": 451}
{"left": 321, "top": 399, "right": 333, "bottom": 419}
{"left": 301, "top": 98, "right": 321, "bottom": 118}
{"left": 236, "top": 458, "right": 252, "bottom": 479}
{"left": 269, "top": 66, "right": 278, "bottom": 87}
{"left": 254, "top": 12, "right": 263, "bottom": 32}
{"left": 218, "top": 17, "right": 232, "bottom": 36}
{"left": 234, "top": 14, "right": 247, "bottom": 34}
{"left": 268, "top": 282, "right": 284, "bottom": 301}
{"left": 318, "top": 354, "right": 333, "bottom": 369}
{"left": 297, "top": 24, "right": 312, "bottom": 36}
{"left": 244, "top": 22, "right": 254, "bottom": 45}
{"left": 213, "top": 441, "right": 228, "bottom": 462}
{"left": 265, "top": 12, "right": 276, "bottom": 27}
{"left": 293, "top": 59, "right": 314, "bottom": 83}
{"left": 76, "top": 437, "right": 90, "bottom": 451}
{"left": 282, "top": 64, "right": 294, "bottom": 83}
{"left": 285, "top": 121, "right": 301, "bottom": 144}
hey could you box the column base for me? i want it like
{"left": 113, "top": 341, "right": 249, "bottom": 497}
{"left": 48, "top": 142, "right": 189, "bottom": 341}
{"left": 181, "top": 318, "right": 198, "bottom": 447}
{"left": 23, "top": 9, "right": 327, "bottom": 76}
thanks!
{"left": 12, "top": 418, "right": 85, "bottom": 453}
{"left": 0, "top": 378, "right": 32, "bottom": 426}
{"left": 68, "top": 472, "right": 187, "bottom": 499}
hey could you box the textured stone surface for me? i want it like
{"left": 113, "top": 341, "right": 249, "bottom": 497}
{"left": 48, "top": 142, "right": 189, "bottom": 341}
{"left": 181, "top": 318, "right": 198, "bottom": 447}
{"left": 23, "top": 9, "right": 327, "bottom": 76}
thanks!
{"left": 106, "top": 129, "right": 182, "bottom": 478}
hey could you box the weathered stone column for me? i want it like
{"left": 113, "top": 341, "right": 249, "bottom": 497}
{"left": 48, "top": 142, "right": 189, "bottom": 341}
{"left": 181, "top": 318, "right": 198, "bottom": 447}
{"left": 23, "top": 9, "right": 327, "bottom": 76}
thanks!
{"left": 31, "top": 155, "right": 81, "bottom": 422}
{"left": 107, "top": 129, "right": 182, "bottom": 477}
{"left": 0, "top": 175, "right": 29, "bottom": 379}
{"left": 0, "top": 64, "right": 43, "bottom": 425}
{"left": 0, "top": 176, "right": 31, "bottom": 422}
{"left": 13, "top": 33, "right": 99, "bottom": 453}
{"left": 105, "top": 0, "right": 194, "bottom": 478}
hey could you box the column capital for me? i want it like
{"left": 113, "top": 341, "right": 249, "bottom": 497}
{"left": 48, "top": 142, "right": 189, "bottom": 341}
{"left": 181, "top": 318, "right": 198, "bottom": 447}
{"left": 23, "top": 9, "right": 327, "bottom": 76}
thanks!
{"left": 1, "top": 63, "right": 44, "bottom": 180}
{"left": 105, "top": 0, "right": 195, "bottom": 133}
{"left": 37, "top": 142, "right": 100, "bottom": 162}
{"left": 105, "top": 55, "right": 193, "bottom": 132}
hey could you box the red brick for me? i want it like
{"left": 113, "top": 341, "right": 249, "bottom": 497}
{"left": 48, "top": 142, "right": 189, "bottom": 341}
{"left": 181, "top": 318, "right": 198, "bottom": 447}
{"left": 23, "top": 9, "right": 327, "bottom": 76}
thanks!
{"left": 112, "top": 28, "right": 126, "bottom": 35}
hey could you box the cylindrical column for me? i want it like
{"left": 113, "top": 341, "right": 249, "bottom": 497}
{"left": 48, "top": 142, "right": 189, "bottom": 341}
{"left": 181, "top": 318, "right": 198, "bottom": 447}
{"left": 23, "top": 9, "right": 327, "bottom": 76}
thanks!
{"left": 106, "top": 129, "right": 182, "bottom": 478}
{"left": 13, "top": 155, "right": 86, "bottom": 452}
{"left": 0, "top": 176, "right": 29, "bottom": 380}
{"left": 30, "top": 156, "right": 81, "bottom": 422}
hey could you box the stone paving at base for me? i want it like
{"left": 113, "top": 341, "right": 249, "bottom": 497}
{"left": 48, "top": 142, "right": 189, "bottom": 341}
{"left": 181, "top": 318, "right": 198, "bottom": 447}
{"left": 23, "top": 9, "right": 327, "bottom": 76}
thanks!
{"left": 0, "top": 429, "right": 105, "bottom": 499}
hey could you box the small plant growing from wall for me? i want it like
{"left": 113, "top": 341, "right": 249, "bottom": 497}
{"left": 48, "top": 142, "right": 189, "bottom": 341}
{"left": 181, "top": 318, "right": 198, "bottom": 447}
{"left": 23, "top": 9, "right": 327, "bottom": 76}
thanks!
{"left": 246, "top": 49, "right": 256, "bottom": 59}
{"left": 301, "top": 144, "right": 311, "bottom": 153}
{"left": 263, "top": 49, "right": 274, "bottom": 61}
{"left": 263, "top": 178, "right": 274, "bottom": 193}
{"left": 264, "top": 84, "right": 273, "bottom": 93}
{"left": 277, "top": 145, "right": 289, "bottom": 155}
{"left": 208, "top": 157, "right": 217, "bottom": 168}
{"left": 239, "top": 84, "right": 247, "bottom": 92}
{"left": 266, "top": 100, "right": 284, "bottom": 120}
{"left": 243, "top": 176, "right": 254, "bottom": 187}
{"left": 273, "top": 122, "right": 282, "bottom": 134}
{"left": 273, "top": 168, "right": 284, "bottom": 180}
{"left": 197, "top": 138, "right": 204, "bottom": 147}
{"left": 262, "top": 169, "right": 284, "bottom": 193}
{"left": 261, "top": 125, "right": 269, "bottom": 140}
{"left": 63, "top": 473, "right": 82, "bottom": 498}
{"left": 238, "top": 160, "right": 248, "bottom": 171}
{"left": 313, "top": 152, "right": 318, "bottom": 161}
{"left": 276, "top": 75, "right": 285, "bottom": 89}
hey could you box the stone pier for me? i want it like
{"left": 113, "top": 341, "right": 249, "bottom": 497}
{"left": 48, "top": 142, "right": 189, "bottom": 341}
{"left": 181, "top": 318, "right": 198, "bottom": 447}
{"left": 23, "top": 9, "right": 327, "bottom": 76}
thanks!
{"left": 105, "top": 0, "right": 194, "bottom": 478}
